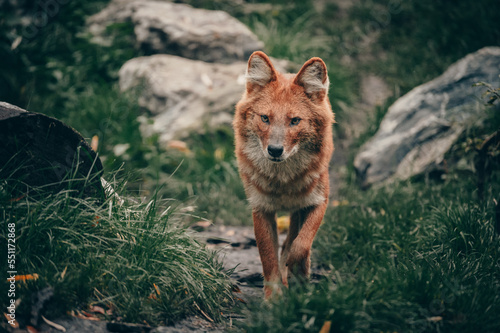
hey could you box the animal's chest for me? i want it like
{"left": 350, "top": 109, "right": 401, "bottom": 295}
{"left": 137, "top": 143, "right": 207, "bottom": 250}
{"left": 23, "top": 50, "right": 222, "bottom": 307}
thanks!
{"left": 245, "top": 167, "right": 325, "bottom": 212}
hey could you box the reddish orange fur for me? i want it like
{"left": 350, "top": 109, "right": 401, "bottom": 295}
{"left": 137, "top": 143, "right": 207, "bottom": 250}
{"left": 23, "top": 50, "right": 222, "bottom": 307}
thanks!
{"left": 233, "top": 51, "right": 334, "bottom": 298}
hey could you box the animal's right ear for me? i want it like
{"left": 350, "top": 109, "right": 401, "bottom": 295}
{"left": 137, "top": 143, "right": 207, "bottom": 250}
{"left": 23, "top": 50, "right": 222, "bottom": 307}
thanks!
{"left": 245, "top": 51, "right": 277, "bottom": 93}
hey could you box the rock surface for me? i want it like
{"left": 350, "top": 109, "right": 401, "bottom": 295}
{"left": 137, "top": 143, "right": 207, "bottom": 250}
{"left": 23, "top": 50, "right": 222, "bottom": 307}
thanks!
{"left": 118, "top": 54, "right": 292, "bottom": 143}
{"left": 354, "top": 47, "right": 500, "bottom": 187}
{"left": 87, "top": 0, "right": 263, "bottom": 63}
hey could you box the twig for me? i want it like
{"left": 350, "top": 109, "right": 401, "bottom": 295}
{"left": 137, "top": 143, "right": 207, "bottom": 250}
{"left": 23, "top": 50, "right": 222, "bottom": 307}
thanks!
{"left": 193, "top": 302, "right": 214, "bottom": 323}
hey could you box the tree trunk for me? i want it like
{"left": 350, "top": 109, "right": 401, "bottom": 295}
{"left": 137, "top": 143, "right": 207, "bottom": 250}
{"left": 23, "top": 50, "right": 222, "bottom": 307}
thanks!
{"left": 0, "top": 102, "right": 104, "bottom": 200}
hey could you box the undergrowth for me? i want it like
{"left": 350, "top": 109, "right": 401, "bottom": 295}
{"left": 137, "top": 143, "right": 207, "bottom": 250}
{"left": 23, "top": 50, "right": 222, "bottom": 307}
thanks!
{"left": 0, "top": 175, "right": 234, "bottom": 326}
{"left": 240, "top": 174, "right": 500, "bottom": 332}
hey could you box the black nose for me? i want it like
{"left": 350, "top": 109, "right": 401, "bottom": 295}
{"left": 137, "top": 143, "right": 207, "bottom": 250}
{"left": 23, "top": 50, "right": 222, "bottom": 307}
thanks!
{"left": 267, "top": 145, "right": 284, "bottom": 158}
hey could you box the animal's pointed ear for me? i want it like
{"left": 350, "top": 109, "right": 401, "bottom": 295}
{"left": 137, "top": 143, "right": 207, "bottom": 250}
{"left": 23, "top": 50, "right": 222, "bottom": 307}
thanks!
{"left": 245, "top": 51, "right": 277, "bottom": 93}
{"left": 294, "top": 57, "right": 329, "bottom": 101}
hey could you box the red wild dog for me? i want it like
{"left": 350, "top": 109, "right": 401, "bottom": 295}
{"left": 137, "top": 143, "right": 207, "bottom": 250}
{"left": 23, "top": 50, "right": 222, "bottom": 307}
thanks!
{"left": 233, "top": 51, "right": 334, "bottom": 298}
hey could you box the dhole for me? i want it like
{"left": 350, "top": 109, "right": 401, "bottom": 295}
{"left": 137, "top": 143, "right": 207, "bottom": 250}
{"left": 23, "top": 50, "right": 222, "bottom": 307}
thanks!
{"left": 233, "top": 51, "right": 334, "bottom": 298}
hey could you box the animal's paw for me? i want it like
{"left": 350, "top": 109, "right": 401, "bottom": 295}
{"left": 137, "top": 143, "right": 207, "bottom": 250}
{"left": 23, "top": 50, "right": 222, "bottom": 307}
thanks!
{"left": 285, "top": 242, "right": 310, "bottom": 277}
{"left": 264, "top": 282, "right": 283, "bottom": 300}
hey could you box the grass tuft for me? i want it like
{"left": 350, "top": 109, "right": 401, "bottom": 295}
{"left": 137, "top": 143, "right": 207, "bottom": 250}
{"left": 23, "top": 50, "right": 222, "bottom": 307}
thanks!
{"left": 0, "top": 173, "right": 234, "bottom": 326}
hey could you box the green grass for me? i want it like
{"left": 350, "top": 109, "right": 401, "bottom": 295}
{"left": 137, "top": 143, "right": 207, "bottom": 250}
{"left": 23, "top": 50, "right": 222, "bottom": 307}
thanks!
{"left": 135, "top": 127, "right": 251, "bottom": 225}
{"left": 239, "top": 174, "right": 500, "bottom": 332}
{"left": 166, "top": 129, "right": 250, "bottom": 225}
{"left": 373, "top": 0, "right": 500, "bottom": 93}
{"left": 0, "top": 174, "right": 235, "bottom": 326}
{"left": 331, "top": 0, "right": 500, "bottom": 95}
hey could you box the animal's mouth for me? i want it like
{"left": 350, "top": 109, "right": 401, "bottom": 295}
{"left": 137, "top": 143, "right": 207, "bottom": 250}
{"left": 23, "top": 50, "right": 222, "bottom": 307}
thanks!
{"left": 268, "top": 156, "right": 284, "bottom": 163}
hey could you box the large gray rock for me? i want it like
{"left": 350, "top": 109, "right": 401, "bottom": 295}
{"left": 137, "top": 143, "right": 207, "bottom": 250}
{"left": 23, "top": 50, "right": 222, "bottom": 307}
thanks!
{"left": 118, "top": 55, "right": 292, "bottom": 143}
{"left": 354, "top": 47, "right": 500, "bottom": 188}
{"left": 87, "top": 0, "right": 263, "bottom": 63}
{"left": 119, "top": 55, "right": 244, "bottom": 142}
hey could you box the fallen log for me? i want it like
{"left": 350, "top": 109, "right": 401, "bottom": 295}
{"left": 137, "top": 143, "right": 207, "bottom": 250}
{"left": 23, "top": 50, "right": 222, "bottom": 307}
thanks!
{"left": 0, "top": 102, "right": 104, "bottom": 200}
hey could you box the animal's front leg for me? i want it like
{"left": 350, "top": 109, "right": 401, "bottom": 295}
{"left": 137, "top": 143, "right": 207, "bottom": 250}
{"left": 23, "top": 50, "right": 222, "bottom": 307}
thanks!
{"left": 286, "top": 201, "right": 328, "bottom": 279}
{"left": 253, "top": 209, "right": 281, "bottom": 298}
{"left": 279, "top": 216, "right": 300, "bottom": 287}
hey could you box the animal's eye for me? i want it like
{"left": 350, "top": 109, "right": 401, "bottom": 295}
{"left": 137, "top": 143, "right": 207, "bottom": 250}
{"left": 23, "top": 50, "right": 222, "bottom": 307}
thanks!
{"left": 261, "top": 115, "right": 269, "bottom": 123}
{"left": 290, "top": 117, "right": 301, "bottom": 126}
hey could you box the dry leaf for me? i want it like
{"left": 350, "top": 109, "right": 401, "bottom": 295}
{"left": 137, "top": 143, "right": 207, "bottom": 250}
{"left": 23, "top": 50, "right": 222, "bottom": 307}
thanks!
{"left": 92, "top": 216, "right": 100, "bottom": 227}
{"left": 332, "top": 200, "right": 349, "bottom": 207}
{"left": 26, "top": 325, "right": 38, "bottom": 333}
{"left": 89, "top": 305, "right": 106, "bottom": 315}
{"left": 191, "top": 220, "right": 212, "bottom": 230}
{"left": 4, "top": 313, "right": 19, "bottom": 328}
{"left": 81, "top": 310, "right": 100, "bottom": 321}
{"left": 214, "top": 148, "right": 224, "bottom": 160}
{"left": 91, "top": 135, "right": 99, "bottom": 152}
{"left": 277, "top": 215, "right": 290, "bottom": 233}
{"left": 15, "top": 273, "right": 39, "bottom": 282}
{"left": 9, "top": 194, "right": 26, "bottom": 202}
{"left": 70, "top": 310, "right": 100, "bottom": 321}
{"left": 193, "top": 302, "right": 214, "bottom": 322}
{"left": 167, "top": 140, "right": 191, "bottom": 154}
{"left": 11, "top": 36, "right": 22, "bottom": 50}
{"left": 154, "top": 283, "right": 161, "bottom": 296}
{"left": 42, "top": 315, "right": 66, "bottom": 332}
{"left": 60, "top": 266, "right": 68, "bottom": 280}
{"left": 319, "top": 320, "right": 331, "bottom": 333}
{"left": 199, "top": 268, "right": 213, "bottom": 278}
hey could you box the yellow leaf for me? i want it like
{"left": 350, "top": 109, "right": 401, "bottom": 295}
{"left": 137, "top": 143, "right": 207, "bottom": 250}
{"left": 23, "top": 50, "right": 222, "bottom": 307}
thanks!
{"left": 61, "top": 266, "right": 68, "bottom": 280}
{"left": 4, "top": 313, "right": 19, "bottom": 328}
{"left": 91, "top": 135, "right": 99, "bottom": 152}
{"left": 214, "top": 148, "right": 225, "bottom": 160}
{"left": 14, "top": 274, "right": 39, "bottom": 282}
{"left": 277, "top": 216, "right": 290, "bottom": 233}
{"left": 331, "top": 200, "right": 349, "bottom": 207}
{"left": 319, "top": 320, "right": 331, "bottom": 333}
{"left": 26, "top": 325, "right": 37, "bottom": 333}
{"left": 167, "top": 140, "right": 191, "bottom": 154}
{"left": 392, "top": 243, "right": 402, "bottom": 251}
{"left": 89, "top": 305, "right": 106, "bottom": 315}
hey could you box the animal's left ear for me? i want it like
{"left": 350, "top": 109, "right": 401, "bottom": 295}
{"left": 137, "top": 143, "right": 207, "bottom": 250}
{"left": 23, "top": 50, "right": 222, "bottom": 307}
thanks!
{"left": 294, "top": 58, "right": 329, "bottom": 101}
{"left": 245, "top": 51, "right": 277, "bottom": 94}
